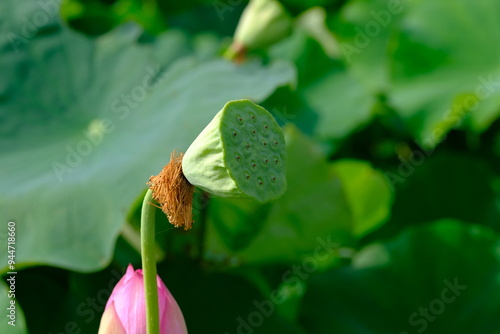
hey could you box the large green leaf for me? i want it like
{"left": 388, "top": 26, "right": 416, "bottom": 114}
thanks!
{"left": 300, "top": 220, "right": 500, "bottom": 334}
{"left": 0, "top": 0, "right": 295, "bottom": 272}
{"left": 389, "top": 0, "right": 500, "bottom": 142}
{"left": 331, "top": 0, "right": 500, "bottom": 143}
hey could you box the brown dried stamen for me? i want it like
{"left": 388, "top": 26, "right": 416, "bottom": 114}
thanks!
{"left": 147, "top": 151, "right": 194, "bottom": 230}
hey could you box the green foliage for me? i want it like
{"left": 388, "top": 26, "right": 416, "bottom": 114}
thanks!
{"left": 1, "top": 0, "right": 500, "bottom": 333}
{"left": 333, "top": 0, "right": 500, "bottom": 144}
{"left": 301, "top": 220, "right": 500, "bottom": 334}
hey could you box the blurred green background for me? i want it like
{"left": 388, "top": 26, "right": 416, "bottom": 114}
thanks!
{"left": 1, "top": 0, "right": 500, "bottom": 333}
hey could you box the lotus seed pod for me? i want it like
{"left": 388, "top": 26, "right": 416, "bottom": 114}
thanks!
{"left": 182, "top": 99, "right": 287, "bottom": 203}
{"left": 234, "top": 0, "right": 292, "bottom": 50}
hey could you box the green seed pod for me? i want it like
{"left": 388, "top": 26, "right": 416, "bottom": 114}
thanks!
{"left": 234, "top": 0, "right": 292, "bottom": 50}
{"left": 182, "top": 99, "right": 287, "bottom": 203}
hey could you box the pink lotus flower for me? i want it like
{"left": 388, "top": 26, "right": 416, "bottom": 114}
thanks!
{"left": 98, "top": 264, "right": 187, "bottom": 334}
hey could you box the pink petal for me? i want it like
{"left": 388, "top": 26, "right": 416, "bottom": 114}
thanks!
{"left": 106, "top": 264, "right": 135, "bottom": 308}
{"left": 98, "top": 301, "right": 127, "bottom": 334}
{"left": 158, "top": 276, "right": 188, "bottom": 334}
{"left": 112, "top": 266, "right": 146, "bottom": 334}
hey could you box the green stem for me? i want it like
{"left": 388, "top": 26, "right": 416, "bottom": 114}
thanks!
{"left": 141, "top": 189, "right": 160, "bottom": 334}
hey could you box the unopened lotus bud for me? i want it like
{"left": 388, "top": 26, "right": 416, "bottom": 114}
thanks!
{"left": 225, "top": 0, "right": 292, "bottom": 61}
{"left": 98, "top": 264, "right": 187, "bottom": 334}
